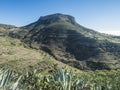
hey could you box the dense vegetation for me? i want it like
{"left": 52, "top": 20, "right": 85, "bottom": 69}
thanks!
{"left": 0, "top": 68, "right": 120, "bottom": 90}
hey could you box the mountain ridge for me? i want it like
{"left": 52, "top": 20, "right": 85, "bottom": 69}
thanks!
{"left": 1, "top": 13, "right": 120, "bottom": 70}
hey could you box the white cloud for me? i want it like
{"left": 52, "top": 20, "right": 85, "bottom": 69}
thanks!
{"left": 100, "top": 30, "right": 120, "bottom": 36}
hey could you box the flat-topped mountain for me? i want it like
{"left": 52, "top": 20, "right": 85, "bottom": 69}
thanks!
{"left": 38, "top": 13, "right": 76, "bottom": 25}
{"left": 4, "top": 13, "right": 120, "bottom": 70}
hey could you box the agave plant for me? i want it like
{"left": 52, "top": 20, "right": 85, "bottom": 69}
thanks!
{"left": 0, "top": 68, "right": 21, "bottom": 90}
{"left": 51, "top": 68, "right": 75, "bottom": 90}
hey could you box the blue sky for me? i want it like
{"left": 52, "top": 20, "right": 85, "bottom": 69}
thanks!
{"left": 0, "top": 0, "right": 120, "bottom": 35}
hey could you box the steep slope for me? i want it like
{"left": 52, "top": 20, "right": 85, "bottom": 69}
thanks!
{"left": 0, "top": 26, "right": 79, "bottom": 73}
{"left": 9, "top": 13, "right": 120, "bottom": 70}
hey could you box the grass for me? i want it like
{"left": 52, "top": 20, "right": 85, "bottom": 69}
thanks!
{"left": 0, "top": 36, "right": 80, "bottom": 74}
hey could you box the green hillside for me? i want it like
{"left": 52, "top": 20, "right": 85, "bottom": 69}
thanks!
{"left": 0, "top": 35, "right": 79, "bottom": 73}
{"left": 1, "top": 14, "right": 120, "bottom": 71}
{"left": 9, "top": 13, "right": 120, "bottom": 70}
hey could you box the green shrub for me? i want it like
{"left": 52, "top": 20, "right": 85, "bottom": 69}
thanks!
{"left": 0, "top": 68, "right": 120, "bottom": 90}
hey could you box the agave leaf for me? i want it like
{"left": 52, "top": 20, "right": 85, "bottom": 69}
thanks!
{"left": 3, "top": 70, "right": 12, "bottom": 87}
{"left": 11, "top": 75, "right": 22, "bottom": 90}
{"left": 0, "top": 69, "right": 10, "bottom": 87}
